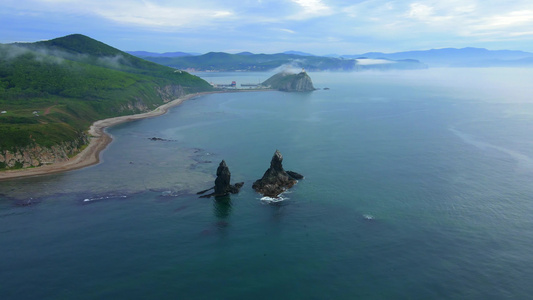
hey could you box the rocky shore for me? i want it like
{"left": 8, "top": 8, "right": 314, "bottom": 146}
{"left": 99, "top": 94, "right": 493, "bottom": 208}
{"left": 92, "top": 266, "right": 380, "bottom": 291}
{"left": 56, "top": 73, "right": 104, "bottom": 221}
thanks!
{"left": 0, "top": 92, "right": 215, "bottom": 181}
{"left": 0, "top": 136, "right": 89, "bottom": 169}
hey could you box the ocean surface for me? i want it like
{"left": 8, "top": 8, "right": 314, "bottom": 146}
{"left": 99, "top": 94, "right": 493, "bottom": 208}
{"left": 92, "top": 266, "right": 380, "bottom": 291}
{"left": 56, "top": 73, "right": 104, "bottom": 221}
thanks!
{"left": 2, "top": 68, "right": 533, "bottom": 299}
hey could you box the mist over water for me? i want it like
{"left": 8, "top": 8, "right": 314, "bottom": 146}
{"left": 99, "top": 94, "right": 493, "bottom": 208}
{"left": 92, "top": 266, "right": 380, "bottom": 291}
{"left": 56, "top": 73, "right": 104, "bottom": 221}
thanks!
{"left": 2, "top": 68, "right": 533, "bottom": 299}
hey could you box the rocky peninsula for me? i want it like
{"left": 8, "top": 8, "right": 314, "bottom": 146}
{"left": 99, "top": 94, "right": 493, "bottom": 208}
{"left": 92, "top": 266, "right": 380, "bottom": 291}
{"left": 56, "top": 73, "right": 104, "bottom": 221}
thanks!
{"left": 262, "top": 71, "right": 315, "bottom": 92}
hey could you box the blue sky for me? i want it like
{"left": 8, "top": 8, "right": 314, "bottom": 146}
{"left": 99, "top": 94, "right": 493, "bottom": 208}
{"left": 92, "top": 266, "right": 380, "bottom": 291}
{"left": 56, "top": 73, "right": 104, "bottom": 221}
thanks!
{"left": 2, "top": 0, "right": 533, "bottom": 54}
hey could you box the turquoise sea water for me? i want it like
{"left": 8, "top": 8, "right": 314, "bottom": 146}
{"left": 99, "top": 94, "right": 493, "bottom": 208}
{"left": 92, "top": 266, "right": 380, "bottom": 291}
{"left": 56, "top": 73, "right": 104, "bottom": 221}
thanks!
{"left": 2, "top": 69, "right": 533, "bottom": 299}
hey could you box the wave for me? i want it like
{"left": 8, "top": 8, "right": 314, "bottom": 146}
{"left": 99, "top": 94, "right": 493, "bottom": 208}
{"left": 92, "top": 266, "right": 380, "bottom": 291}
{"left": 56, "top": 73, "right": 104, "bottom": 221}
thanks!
{"left": 82, "top": 195, "right": 127, "bottom": 203}
{"left": 363, "top": 214, "right": 374, "bottom": 220}
{"left": 260, "top": 195, "right": 288, "bottom": 203}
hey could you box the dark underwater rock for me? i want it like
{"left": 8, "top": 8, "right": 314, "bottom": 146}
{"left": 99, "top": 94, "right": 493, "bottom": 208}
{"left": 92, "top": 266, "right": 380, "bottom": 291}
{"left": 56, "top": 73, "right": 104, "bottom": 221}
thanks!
{"left": 148, "top": 137, "right": 176, "bottom": 142}
{"left": 252, "top": 150, "right": 302, "bottom": 197}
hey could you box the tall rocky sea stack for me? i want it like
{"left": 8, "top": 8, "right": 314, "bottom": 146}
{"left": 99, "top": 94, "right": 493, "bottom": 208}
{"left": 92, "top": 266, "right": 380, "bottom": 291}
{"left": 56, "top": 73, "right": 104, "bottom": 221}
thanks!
{"left": 252, "top": 150, "right": 304, "bottom": 197}
{"left": 198, "top": 160, "right": 243, "bottom": 198}
{"left": 262, "top": 71, "right": 315, "bottom": 92}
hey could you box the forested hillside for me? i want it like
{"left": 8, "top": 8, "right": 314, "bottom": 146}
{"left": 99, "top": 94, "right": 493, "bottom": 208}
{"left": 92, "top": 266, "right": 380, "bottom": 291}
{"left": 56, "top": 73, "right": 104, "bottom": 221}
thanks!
{"left": 0, "top": 34, "right": 213, "bottom": 170}
{"left": 136, "top": 51, "right": 427, "bottom": 71}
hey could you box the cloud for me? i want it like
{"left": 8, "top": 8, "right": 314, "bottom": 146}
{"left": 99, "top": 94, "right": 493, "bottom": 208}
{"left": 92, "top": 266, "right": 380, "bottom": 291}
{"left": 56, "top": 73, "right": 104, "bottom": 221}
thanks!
{"left": 2, "top": 0, "right": 533, "bottom": 53}
{"left": 408, "top": 3, "right": 433, "bottom": 20}
{"left": 99, "top": 2, "right": 234, "bottom": 29}
{"left": 280, "top": 28, "right": 297, "bottom": 34}
{"left": 339, "top": 0, "right": 533, "bottom": 44}
{"left": 510, "top": 31, "right": 533, "bottom": 37}
{"left": 93, "top": 3, "right": 234, "bottom": 28}
{"left": 356, "top": 58, "right": 395, "bottom": 65}
{"left": 474, "top": 10, "right": 533, "bottom": 30}
{"left": 18, "top": 0, "right": 235, "bottom": 29}
{"left": 292, "top": 0, "right": 329, "bottom": 13}
{"left": 289, "top": 0, "right": 333, "bottom": 20}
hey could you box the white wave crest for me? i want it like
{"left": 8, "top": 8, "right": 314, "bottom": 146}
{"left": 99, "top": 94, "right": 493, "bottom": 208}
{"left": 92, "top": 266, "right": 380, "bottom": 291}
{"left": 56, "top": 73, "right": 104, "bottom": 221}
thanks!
{"left": 83, "top": 195, "right": 127, "bottom": 202}
{"left": 260, "top": 195, "right": 288, "bottom": 203}
{"left": 363, "top": 214, "right": 374, "bottom": 220}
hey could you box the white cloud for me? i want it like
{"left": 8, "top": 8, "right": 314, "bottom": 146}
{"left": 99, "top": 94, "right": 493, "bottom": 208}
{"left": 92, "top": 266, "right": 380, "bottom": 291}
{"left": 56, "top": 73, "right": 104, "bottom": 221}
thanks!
{"left": 292, "top": 0, "right": 329, "bottom": 13}
{"left": 356, "top": 58, "right": 395, "bottom": 65}
{"left": 99, "top": 2, "right": 234, "bottom": 28}
{"left": 408, "top": 3, "right": 434, "bottom": 20}
{"left": 27, "top": 0, "right": 234, "bottom": 29}
{"left": 339, "top": 0, "right": 533, "bottom": 44}
{"left": 510, "top": 31, "right": 533, "bottom": 37}
{"left": 3, "top": 0, "right": 533, "bottom": 52}
{"left": 280, "top": 28, "right": 297, "bottom": 34}
{"left": 342, "top": 1, "right": 395, "bottom": 19}
{"left": 476, "top": 10, "right": 533, "bottom": 30}
{"left": 289, "top": 0, "right": 332, "bottom": 20}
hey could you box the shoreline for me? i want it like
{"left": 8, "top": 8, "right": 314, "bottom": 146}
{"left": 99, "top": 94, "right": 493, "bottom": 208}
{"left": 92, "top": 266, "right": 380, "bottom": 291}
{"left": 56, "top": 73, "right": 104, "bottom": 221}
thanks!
{"left": 0, "top": 91, "right": 221, "bottom": 181}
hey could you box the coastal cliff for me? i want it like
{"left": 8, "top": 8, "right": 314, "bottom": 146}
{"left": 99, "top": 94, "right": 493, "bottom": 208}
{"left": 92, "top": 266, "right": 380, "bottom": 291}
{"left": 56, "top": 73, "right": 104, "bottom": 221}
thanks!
{"left": 155, "top": 84, "right": 185, "bottom": 103}
{"left": 0, "top": 134, "right": 89, "bottom": 169}
{"left": 262, "top": 71, "right": 315, "bottom": 92}
{"left": 0, "top": 84, "right": 185, "bottom": 172}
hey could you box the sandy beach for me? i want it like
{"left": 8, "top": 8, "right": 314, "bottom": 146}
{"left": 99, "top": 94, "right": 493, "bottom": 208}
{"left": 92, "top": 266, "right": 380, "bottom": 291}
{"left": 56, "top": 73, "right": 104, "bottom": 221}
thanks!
{"left": 0, "top": 92, "right": 214, "bottom": 181}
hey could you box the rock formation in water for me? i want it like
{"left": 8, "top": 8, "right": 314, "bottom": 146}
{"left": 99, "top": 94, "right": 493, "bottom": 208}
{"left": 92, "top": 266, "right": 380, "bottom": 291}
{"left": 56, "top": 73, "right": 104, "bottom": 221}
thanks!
{"left": 262, "top": 71, "right": 315, "bottom": 92}
{"left": 252, "top": 150, "right": 303, "bottom": 197}
{"left": 198, "top": 160, "right": 244, "bottom": 198}
{"left": 286, "top": 170, "right": 304, "bottom": 180}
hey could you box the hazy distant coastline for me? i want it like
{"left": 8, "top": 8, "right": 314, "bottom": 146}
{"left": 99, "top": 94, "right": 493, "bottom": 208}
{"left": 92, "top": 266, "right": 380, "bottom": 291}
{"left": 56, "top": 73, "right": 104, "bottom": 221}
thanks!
{"left": 128, "top": 47, "right": 533, "bottom": 70}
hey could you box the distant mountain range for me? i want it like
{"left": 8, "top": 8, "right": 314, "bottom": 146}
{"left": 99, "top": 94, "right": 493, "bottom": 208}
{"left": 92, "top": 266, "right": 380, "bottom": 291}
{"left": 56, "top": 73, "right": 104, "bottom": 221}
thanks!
{"left": 344, "top": 47, "right": 533, "bottom": 67}
{"left": 130, "top": 51, "right": 427, "bottom": 72}
{"left": 460, "top": 56, "right": 533, "bottom": 67}
{"left": 128, "top": 47, "right": 533, "bottom": 70}
{"left": 128, "top": 50, "right": 315, "bottom": 58}
{"left": 126, "top": 51, "right": 200, "bottom": 57}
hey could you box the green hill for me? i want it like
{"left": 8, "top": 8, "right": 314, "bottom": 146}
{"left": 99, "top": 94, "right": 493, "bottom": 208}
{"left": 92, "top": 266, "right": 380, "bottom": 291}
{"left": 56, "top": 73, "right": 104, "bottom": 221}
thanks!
{"left": 136, "top": 51, "right": 427, "bottom": 72}
{"left": 142, "top": 52, "right": 358, "bottom": 71}
{"left": 0, "top": 34, "right": 213, "bottom": 170}
{"left": 262, "top": 71, "right": 315, "bottom": 92}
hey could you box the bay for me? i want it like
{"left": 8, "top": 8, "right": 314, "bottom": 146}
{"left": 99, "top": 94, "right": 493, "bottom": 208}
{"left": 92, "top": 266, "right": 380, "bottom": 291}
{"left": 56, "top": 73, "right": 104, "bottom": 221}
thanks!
{"left": 2, "top": 68, "right": 533, "bottom": 299}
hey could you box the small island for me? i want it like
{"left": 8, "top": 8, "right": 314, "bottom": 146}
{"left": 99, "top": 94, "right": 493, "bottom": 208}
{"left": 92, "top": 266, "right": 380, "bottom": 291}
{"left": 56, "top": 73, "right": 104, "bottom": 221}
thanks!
{"left": 262, "top": 70, "right": 315, "bottom": 92}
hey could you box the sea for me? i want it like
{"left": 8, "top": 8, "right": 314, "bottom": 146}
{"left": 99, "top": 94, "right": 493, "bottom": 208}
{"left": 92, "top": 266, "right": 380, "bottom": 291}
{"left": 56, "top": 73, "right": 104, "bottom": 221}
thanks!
{"left": 1, "top": 68, "right": 533, "bottom": 299}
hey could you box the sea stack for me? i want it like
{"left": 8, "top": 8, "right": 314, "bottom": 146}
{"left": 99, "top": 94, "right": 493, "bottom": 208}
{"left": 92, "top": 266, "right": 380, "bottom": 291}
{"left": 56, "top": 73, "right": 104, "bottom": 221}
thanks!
{"left": 252, "top": 150, "right": 304, "bottom": 197}
{"left": 198, "top": 160, "right": 244, "bottom": 198}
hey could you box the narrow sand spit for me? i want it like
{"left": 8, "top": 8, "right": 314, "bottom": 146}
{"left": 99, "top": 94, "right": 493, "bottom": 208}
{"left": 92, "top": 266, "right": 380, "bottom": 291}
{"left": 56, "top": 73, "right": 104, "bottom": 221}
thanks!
{"left": 0, "top": 92, "right": 215, "bottom": 181}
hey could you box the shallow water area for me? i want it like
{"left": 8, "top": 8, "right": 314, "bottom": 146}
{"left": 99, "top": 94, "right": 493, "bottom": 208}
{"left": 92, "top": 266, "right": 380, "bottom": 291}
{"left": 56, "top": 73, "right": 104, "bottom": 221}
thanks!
{"left": 2, "top": 68, "right": 533, "bottom": 299}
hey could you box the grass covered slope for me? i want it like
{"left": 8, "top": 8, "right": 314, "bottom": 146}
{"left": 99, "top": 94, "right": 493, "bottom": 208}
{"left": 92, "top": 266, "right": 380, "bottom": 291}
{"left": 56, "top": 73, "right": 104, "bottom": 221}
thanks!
{"left": 0, "top": 34, "right": 213, "bottom": 170}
